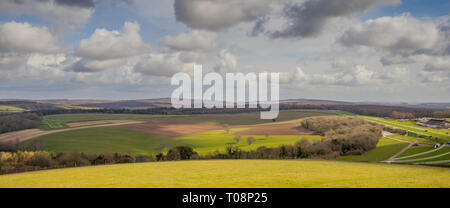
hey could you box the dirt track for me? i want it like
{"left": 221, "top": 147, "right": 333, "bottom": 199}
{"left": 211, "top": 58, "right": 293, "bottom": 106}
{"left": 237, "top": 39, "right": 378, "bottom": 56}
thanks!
{"left": 0, "top": 120, "right": 145, "bottom": 143}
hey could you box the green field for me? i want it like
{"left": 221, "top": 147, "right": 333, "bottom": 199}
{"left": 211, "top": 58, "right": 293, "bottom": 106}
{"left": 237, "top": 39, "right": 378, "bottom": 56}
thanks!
{"left": 143, "top": 110, "right": 344, "bottom": 125}
{"left": 25, "top": 127, "right": 321, "bottom": 155}
{"left": 40, "top": 113, "right": 168, "bottom": 130}
{"left": 393, "top": 146, "right": 450, "bottom": 162}
{"left": 360, "top": 116, "right": 450, "bottom": 140}
{"left": 388, "top": 134, "right": 435, "bottom": 145}
{"left": 397, "top": 146, "right": 435, "bottom": 158}
{"left": 0, "top": 160, "right": 448, "bottom": 188}
{"left": 338, "top": 138, "right": 408, "bottom": 162}
{"left": 0, "top": 105, "right": 25, "bottom": 112}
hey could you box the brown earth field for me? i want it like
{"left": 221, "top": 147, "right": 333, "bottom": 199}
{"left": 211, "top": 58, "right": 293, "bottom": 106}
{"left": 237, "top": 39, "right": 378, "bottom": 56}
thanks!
{"left": 118, "top": 119, "right": 313, "bottom": 137}
{"left": 117, "top": 120, "right": 224, "bottom": 137}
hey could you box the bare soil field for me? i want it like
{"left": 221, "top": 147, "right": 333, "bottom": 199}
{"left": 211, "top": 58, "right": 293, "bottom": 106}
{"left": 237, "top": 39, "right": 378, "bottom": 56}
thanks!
{"left": 118, "top": 120, "right": 224, "bottom": 137}
{"left": 235, "top": 122, "right": 314, "bottom": 135}
{"left": 0, "top": 120, "right": 144, "bottom": 143}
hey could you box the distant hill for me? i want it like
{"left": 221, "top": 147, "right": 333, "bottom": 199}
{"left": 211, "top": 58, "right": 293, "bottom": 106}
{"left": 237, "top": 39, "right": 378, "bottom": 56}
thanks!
{"left": 1, "top": 98, "right": 449, "bottom": 111}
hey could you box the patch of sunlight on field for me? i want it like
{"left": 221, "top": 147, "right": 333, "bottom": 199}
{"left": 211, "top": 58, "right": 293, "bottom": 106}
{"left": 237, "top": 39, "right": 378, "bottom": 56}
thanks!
{"left": 173, "top": 130, "right": 321, "bottom": 155}
{"left": 338, "top": 138, "right": 408, "bottom": 162}
{"left": 0, "top": 160, "right": 448, "bottom": 188}
{"left": 0, "top": 105, "right": 25, "bottom": 112}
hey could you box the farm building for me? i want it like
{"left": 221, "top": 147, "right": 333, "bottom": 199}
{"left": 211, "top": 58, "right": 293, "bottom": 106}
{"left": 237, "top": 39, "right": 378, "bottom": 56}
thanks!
{"left": 415, "top": 118, "right": 450, "bottom": 129}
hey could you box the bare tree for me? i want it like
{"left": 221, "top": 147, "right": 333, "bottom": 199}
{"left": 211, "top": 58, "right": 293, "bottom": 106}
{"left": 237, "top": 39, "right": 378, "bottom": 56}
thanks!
{"left": 247, "top": 136, "right": 256, "bottom": 145}
{"left": 233, "top": 136, "right": 241, "bottom": 144}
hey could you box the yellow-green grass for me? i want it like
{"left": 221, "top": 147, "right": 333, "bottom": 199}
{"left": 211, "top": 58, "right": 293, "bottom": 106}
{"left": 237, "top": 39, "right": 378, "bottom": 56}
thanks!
{"left": 0, "top": 105, "right": 25, "bottom": 112}
{"left": 360, "top": 116, "right": 450, "bottom": 140}
{"left": 388, "top": 134, "right": 434, "bottom": 145}
{"left": 171, "top": 129, "right": 321, "bottom": 155}
{"left": 55, "top": 105, "right": 99, "bottom": 110}
{"left": 338, "top": 138, "right": 408, "bottom": 162}
{"left": 0, "top": 160, "right": 448, "bottom": 188}
{"left": 25, "top": 127, "right": 320, "bottom": 155}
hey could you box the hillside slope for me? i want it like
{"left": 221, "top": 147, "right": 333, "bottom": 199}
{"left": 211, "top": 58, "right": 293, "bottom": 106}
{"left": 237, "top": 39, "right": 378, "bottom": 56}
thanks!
{"left": 0, "top": 160, "right": 448, "bottom": 188}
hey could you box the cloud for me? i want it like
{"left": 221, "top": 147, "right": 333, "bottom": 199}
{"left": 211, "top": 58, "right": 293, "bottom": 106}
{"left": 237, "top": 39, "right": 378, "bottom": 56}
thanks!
{"left": 174, "top": 0, "right": 273, "bottom": 31}
{"left": 54, "top": 0, "right": 95, "bottom": 8}
{"left": 270, "top": 0, "right": 400, "bottom": 39}
{"left": 340, "top": 14, "right": 439, "bottom": 52}
{"left": 0, "top": 0, "right": 94, "bottom": 26}
{"left": 214, "top": 49, "right": 237, "bottom": 74}
{"left": 0, "top": 21, "right": 63, "bottom": 54}
{"left": 292, "top": 65, "right": 404, "bottom": 86}
{"left": 424, "top": 57, "right": 450, "bottom": 72}
{"left": 134, "top": 53, "right": 195, "bottom": 77}
{"left": 159, "top": 30, "right": 217, "bottom": 52}
{"left": 67, "top": 59, "right": 126, "bottom": 73}
{"left": 75, "top": 21, "right": 151, "bottom": 60}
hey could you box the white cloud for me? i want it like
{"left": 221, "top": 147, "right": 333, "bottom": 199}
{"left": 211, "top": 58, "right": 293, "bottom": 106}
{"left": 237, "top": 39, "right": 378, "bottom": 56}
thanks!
{"left": 134, "top": 53, "right": 195, "bottom": 77}
{"left": 160, "top": 30, "right": 218, "bottom": 52}
{"left": 0, "top": 21, "right": 63, "bottom": 54}
{"left": 75, "top": 21, "right": 151, "bottom": 60}
{"left": 340, "top": 14, "right": 440, "bottom": 53}
{"left": 214, "top": 49, "right": 237, "bottom": 74}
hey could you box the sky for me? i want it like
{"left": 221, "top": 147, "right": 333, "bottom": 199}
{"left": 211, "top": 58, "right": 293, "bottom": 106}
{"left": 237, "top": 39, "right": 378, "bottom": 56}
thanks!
{"left": 0, "top": 0, "right": 449, "bottom": 103}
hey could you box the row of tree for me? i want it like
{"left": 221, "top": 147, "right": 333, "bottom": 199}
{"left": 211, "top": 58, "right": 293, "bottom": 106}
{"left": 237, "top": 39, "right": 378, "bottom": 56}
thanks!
{"left": 0, "top": 113, "right": 42, "bottom": 134}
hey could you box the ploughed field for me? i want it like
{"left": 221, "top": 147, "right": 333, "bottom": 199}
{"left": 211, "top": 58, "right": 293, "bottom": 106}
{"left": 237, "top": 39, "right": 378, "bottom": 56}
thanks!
{"left": 0, "top": 160, "right": 448, "bottom": 188}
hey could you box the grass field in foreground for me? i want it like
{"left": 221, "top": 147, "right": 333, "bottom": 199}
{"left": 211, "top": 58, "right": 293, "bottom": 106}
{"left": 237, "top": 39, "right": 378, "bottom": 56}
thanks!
{"left": 338, "top": 138, "right": 408, "bottom": 162}
{"left": 26, "top": 127, "right": 320, "bottom": 155}
{"left": 0, "top": 160, "right": 448, "bottom": 188}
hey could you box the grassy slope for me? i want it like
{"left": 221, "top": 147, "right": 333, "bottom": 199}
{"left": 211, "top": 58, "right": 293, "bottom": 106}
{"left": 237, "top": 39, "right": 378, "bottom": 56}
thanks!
{"left": 397, "top": 146, "right": 434, "bottom": 158}
{"left": 26, "top": 127, "right": 321, "bottom": 155}
{"left": 170, "top": 129, "right": 320, "bottom": 155}
{"left": 338, "top": 138, "right": 408, "bottom": 162}
{"left": 388, "top": 134, "right": 434, "bottom": 145}
{"left": 360, "top": 116, "right": 450, "bottom": 140}
{"left": 0, "top": 160, "right": 448, "bottom": 188}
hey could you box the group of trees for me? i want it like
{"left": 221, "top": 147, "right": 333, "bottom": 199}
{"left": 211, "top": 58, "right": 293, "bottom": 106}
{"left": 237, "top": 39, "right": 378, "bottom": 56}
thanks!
{"left": 433, "top": 110, "right": 450, "bottom": 118}
{"left": 301, "top": 117, "right": 382, "bottom": 155}
{"left": 233, "top": 136, "right": 256, "bottom": 145}
{"left": 390, "top": 111, "right": 415, "bottom": 119}
{"left": 0, "top": 112, "right": 42, "bottom": 134}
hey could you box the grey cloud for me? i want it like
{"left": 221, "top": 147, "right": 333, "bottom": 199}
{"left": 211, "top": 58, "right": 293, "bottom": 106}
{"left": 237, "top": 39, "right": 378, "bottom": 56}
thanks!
{"left": 174, "top": 0, "right": 273, "bottom": 31}
{"left": 270, "top": 0, "right": 400, "bottom": 39}
{"left": 55, "top": 0, "right": 95, "bottom": 8}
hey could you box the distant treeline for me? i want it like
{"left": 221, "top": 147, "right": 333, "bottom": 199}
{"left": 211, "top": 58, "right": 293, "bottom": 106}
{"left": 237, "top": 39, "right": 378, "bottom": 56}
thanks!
{"left": 32, "top": 103, "right": 443, "bottom": 118}
{"left": 0, "top": 113, "right": 42, "bottom": 134}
